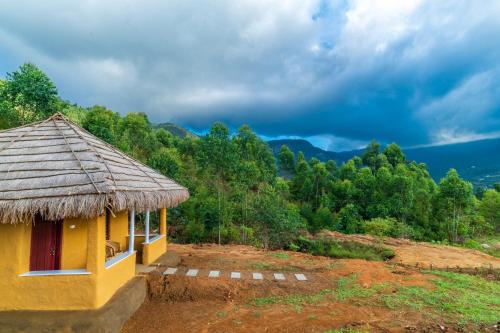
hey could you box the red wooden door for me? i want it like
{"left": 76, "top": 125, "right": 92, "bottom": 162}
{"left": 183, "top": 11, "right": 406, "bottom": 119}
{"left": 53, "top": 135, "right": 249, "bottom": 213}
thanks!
{"left": 30, "top": 216, "right": 62, "bottom": 271}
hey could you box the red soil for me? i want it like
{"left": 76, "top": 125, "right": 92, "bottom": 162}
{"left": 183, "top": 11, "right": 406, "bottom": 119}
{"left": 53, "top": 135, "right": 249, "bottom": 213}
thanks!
{"left": 122, "top": 242, "right": 498, "bottom": 333}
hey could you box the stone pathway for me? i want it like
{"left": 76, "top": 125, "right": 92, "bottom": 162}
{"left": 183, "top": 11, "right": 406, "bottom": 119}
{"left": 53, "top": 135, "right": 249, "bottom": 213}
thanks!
{"left": 162, "top": 267, "right": 308, "bottom": 281}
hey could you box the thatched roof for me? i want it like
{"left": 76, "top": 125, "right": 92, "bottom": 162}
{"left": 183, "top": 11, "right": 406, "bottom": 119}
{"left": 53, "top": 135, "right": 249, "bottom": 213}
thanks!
{"left": 0, "top": 113, "right": 189, "bottom": 224}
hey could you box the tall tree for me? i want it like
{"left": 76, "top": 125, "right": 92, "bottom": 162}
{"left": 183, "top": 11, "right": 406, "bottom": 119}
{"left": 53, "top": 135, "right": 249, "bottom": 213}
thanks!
{"left": 362, "top": 140, "right": 380, "bottom": 171}
{"left": 82, "top": 105, "right": 121, "bottom": 145}
{"left": 2, "top": 63, "right": 58, "bottom": 124}
{"left": 383, "top": 143, "right": 406, "bottom": 167}
{"left": 478, "top": 189, "right": 500, "bottom": 233}
{"left": 278, "top": 145, "right": 295, "bottom": 173}
{"left": 434, "top": 169, "right": 475, "bottom": 242}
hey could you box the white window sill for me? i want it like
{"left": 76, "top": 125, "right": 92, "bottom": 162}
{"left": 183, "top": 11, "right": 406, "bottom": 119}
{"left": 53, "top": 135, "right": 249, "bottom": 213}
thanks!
{"left": 105, "top": 251, "right": 135, "bottom": 269}
{"left": 19, "top": 269, "right": 91, "bottom": 277}
{"left": 142, "top": 234, "right": 165, "bottom": 245}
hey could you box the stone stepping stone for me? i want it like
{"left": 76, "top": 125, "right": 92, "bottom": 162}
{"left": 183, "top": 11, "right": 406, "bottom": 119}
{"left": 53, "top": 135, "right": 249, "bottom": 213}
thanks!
{"left": 208, "top": 270, "right": 220, "bottom": 278}
{"left": 186, "top": 269, "right": 199, "bottom": 277}
{"left": 252, "top": 272, "right": 263, "bottom": 280}
{"left": 273, "top": 273, "right": 285, "bottom": 280}
{"left": 294, "top": 273, "right": 307, "bottom": 281}
{"left": 230, "top": 272, "right": 241, "bottom": 279}
{"left": 163, "top": 267, "right": 178, "bottom": 275}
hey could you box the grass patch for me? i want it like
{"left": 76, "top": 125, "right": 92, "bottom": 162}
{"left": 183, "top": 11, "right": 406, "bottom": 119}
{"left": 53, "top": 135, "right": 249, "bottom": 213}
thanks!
{"left": 250, "top": 274, "right": 385, "bottom": 311}
{"left": 326, "top": 262, "right": 345, "bottom": 269}
{"left": 250, "top": 270, "right": 499, "bottom": 326}
{"left": 382, "top": 270, "right": 500, "bottom": 325}
{"left": 324, "top": 328, "right": 365, "bottom": 333}
{"left": 252, "top": 262, "right": 273, "bottom": 270}
{"left": 251, "top": 290, "right": 330, "bottom": 308}
{"left": 216, "top": 311, "right": 227, "bottom": 319}
{"left": 268, "top": 252, "right": 290, "bottom": 259}
{"left": 296, "top": 236, "right": 395, "bottom": 261}
{"left": 250, "top": 261, "right": 297, "bottom": 271}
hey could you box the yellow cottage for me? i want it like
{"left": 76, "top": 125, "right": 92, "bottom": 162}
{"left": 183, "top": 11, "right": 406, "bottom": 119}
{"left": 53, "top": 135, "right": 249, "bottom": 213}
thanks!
{"left": 0, "top": 113, "right": 189, "bottom": 311}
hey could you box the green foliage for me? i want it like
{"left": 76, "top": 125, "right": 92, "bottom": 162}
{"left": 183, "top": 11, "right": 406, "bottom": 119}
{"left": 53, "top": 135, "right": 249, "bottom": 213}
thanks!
{"left": 335, "top": 204, "right": 363, "bottom": 234}
{"left": 248, "top": 184, "right": 306, "bottom": 249}
{"left": 1, "top": 63, "right": 58, "bottom": 124}
{"left": 148, "top": 148, "right": 181, "bottom": 178}
{"left": 478, "top": 189, "right": 500, "bottom": 233}
{"left": 363, "top": 217, "right": 394, "bottom": 236}
{"left": 296, "top": 236, "right": 395, "bottom": 261}
{"left": 434, "top": 169, "right": 476, "bottom": 242}
{"left": 82, "top": 106, "right": 121, "bottom": 145}
{"left": 278, "top": 145, "right": 295, "bottom": 172}
{"left": 364, "top": 217, "right": 414, "bottom": 238}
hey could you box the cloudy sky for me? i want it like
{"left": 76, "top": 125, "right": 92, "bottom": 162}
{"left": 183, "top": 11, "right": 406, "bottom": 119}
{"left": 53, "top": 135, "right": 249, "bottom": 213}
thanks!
{"left": 1, "top": 0, "right": 499, "bottom": 151}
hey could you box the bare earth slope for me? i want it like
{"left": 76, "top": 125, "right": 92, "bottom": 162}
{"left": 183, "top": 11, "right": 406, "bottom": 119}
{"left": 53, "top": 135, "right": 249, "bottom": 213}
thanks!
{"left": 122, "top": 242, "right": 499, "bottom": 333}
{"left": 318, "top": 230, "right": 500, "bottom": 269}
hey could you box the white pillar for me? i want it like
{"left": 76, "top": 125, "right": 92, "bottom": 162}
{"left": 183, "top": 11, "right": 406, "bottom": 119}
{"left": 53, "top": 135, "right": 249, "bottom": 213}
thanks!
{"left": 145, "top": 210, "right": 150, "bottom": 244}
{"left": 128, "top": 209, "right": 135, "bottom": 253}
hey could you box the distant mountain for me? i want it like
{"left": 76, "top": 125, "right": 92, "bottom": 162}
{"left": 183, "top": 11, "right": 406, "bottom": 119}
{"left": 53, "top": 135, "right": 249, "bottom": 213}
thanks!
{"left": 155, "top": 122, "right": 198, "bottom": 138}
{"left": 268, "top": 138, "right": 500, "bottom": 187}
{"left": 268, "top": 139, "right": 361, "bottom": 163}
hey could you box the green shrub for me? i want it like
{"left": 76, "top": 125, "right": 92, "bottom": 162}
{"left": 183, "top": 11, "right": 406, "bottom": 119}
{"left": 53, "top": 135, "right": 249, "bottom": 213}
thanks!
{"left": 364, "top": 217, "right": 415, "bottom": 238}
{"left": 295, "top": 236, "right": 395, "bottom": 261}
{"left": 364, "top": 217, "right": 393, "bottom": 236}
{"left": 463, "top": 239, "right": 482, "bottom": 250}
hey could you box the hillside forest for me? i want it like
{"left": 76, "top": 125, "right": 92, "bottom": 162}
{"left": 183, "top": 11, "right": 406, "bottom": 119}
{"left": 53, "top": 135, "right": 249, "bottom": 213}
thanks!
{"left": 1, "top": 64, "right": 499, "bottom": 250}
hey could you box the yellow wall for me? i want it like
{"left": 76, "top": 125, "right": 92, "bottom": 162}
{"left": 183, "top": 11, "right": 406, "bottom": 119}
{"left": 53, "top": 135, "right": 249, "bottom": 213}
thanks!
{"left": 90, "top": 214, "right": 137, "bottom": 308}
{"left": 0, "top": 221, "right": 96, "bottom": 310}
{"left": 109, "top": 211, "right": 129, "bottom": 251}
{"left": 142, "top": 236, "right": 167, "bottom": 265}
{"left": 0, "top": 211, "right": 137, "bottom": 311}
{"left": 61, "top": 218, "right": 88, "bottom": 269}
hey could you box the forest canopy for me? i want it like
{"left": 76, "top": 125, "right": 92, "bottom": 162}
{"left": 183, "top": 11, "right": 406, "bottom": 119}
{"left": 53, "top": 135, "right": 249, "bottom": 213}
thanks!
{"left": 1, "top": 63, "right": 499, "bottom": 249}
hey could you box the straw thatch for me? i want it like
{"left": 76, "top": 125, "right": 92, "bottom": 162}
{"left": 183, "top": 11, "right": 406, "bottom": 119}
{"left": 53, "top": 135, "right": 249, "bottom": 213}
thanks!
{"left": 0, "top": 113, "right": 189, "bottom": 224}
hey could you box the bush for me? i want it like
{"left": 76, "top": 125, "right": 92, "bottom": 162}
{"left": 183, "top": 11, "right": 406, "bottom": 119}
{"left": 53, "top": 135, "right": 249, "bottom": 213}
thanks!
{"left": 295, "top": 236, "right": 395, "bottom": 261}
{"left": 364, "top": 217, "right": 415, "bottom": 238}
{"left": 463, "top": 239, "right": 482, "bottom": 250}
{"left": 364, "top": 217, "right": 393, "bottom": 236}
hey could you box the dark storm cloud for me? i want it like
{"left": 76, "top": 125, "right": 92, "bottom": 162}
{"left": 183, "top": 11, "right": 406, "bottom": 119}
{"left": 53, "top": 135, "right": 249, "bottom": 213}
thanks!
{"left": 0, "top": 0, "right": 499, "bottom": 149}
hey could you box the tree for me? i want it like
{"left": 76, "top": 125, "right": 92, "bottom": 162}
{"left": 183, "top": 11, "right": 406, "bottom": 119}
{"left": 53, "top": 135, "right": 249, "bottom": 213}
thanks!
{"left": 434, "top": 169, "right": 475, "bottom": 242}
{"left": 383, "top": 143, "right": 406, "bottom": 167}
{"left": 362, "top": 140, "right": 380, "bottom": 171}
{"left": 155, "top": 128, "right": 174, "bottom": 148}
{"left": 478, "top": 189, "right": 500, "bottom": 233}
{"left": 118, "top": 112, "right": 158, "bottom": 161}
{"left": 197, "top": 123, "right": 238, "bottom": 244}
{"left": 0, "top": 80, "right": 18, "bottom": 129}
{"left": 233, "top": 125, "right": 276, "bottom": 184}
{"left": 82, "top": 106, "right": 120, "bottom": 145}
{"left": 278, "top": 145, "right": 295, "bottom": 173}
{"left": 2, "top": 63, "right": 58, "bottom": 123}
{"left": 335, "top": 204, "right": 362, "bottom": 234}
{"left": 148, "top": 148, "right": 182, "bottom": 178}
{"left": 248, "top": 184, "right": 305, "bottom": 249}
{"left": 291, "top": 152, "right": 313, "bottom": 202}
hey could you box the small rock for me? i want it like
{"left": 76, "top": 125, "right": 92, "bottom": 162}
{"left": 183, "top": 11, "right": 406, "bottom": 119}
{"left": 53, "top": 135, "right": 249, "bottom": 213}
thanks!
{"left": 481, "top": 243, "right": 490, "bottom": 249}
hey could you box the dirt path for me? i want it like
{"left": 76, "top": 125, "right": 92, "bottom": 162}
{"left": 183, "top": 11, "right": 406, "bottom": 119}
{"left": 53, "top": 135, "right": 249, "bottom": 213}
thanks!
{"left": 122, "top": 243, "right": 498, "bottom": 333}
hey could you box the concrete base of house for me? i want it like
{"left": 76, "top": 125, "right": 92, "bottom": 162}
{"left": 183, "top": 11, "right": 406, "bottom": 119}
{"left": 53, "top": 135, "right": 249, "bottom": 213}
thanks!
{"left": 0, "top": 276, "right": 146, "bottom": 333}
